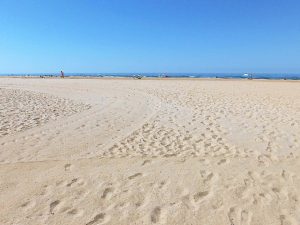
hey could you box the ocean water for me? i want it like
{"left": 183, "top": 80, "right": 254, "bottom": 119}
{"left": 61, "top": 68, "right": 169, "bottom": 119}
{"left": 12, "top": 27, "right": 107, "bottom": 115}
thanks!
{"left": 1, "top": 73, "right": 300, "bottom": 80}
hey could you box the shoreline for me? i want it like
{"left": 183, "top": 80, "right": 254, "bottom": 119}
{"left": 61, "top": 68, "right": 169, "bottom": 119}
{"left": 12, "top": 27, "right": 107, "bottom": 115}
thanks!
{"left": 1, "top": 75, "right": 300, "bottom": 82}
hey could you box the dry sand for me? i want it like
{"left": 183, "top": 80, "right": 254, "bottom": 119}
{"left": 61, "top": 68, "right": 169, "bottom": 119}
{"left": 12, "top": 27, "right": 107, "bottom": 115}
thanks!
{"left": 0, "top": 77, "right": 299, "bottom": 225}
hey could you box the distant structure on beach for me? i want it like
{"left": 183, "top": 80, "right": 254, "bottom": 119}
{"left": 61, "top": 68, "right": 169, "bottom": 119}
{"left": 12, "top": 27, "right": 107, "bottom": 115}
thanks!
{"left": 61, "top": 70, "right": 65, "bottom": 78}
{"left": 243, "top": 73, "right": 253, "bottom": 79}
{"left": 159, "top": 73, "right": 169, "bottom": 78}
{"left": 133, "top": 74, "right": 143, "bottom": 79}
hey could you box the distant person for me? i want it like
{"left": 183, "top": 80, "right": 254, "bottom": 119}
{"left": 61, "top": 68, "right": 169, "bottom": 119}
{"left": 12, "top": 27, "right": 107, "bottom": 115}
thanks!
{"left": 61, "top": 70, "right": 64, "bottom": 78}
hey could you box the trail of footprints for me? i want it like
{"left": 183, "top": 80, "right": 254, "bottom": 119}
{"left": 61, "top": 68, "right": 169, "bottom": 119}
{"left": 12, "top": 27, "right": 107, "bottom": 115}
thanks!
{"left": 16, "top": 152, "right": 299, "bottom": 222}
{"left": 85, "top": 84, "right": 300, "bottom": 224}
{"left": 17, "top": 161, "right": 223, "bottom": 224}
{"left": 224, "top": 168, "right": 299, "bottom": 225}
{"left": 105, "top": 112, "right": 235, "bottom": 160}
{"left": 10, "top": 82, "right": 300, "bottom": 224}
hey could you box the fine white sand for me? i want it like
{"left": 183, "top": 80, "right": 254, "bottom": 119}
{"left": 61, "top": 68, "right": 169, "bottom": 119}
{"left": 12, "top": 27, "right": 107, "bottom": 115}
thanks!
{"left": 0, "top": 77, "right": 299, "bottom": 225}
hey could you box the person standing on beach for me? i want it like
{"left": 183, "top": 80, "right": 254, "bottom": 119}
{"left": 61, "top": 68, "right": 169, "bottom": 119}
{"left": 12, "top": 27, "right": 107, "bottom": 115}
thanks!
{"left": 61, "top": 70, "right": 64, "bottom": 78}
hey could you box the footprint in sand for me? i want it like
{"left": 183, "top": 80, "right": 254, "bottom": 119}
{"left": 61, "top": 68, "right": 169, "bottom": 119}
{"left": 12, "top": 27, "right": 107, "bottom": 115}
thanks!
{"left": 65, "top": 208, "right": 84, "bottom": 217}
{"left": 64, "top": 163, "right": 73, "bottom": 171}
{"left": 67, "top": 178, "right": 78, "bottom": 187}
{"left": 101, "top": 187, "right": 114, "bottom": 199}
{"left": 142, "top": 159, "right": 151, "bottom": 166}
{"left": 280, "top": 214, "right": 298, "bottom": 225}
{"left": 204, "top": 172, "right": 217, "bottom": 184}
{"left": 217, "top": 159, "right": 229, "bottom": 165}
{"left": 20, "top": 200, "right": 36, "bottom": 210}
{"left": 128, "top": 173, "right": 143, "bottom": 180}
{"left": 193, "top": 191, "right": 209, "bottom": 203}
{"left": 150, "top": 207, "right": 161, "bottom": 223}
{"left": 158, "top": 180, "right": 169, "bottom": 189}
{"left": 228, "top": 207, "right": 236, "bottom": 225}
{"left": 228, "top": 206, "right": 252, "bottom": 225}
{"left": 50, "top": 200, "right": 61, "bottom": 215}
{"left": 86, "top": 213, "right": 109, "bottom": 225}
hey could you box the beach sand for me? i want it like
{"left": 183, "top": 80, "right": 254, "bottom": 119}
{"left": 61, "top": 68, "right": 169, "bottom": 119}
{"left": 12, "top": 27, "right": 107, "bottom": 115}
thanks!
{"left": 0, "top": 77, "right": 299, "bottom": 225}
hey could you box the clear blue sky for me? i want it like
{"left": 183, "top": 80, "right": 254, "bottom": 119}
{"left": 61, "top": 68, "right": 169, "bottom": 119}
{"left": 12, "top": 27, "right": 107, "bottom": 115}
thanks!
{"left": 0, "top": 0, "right": 299, "bottom": 73}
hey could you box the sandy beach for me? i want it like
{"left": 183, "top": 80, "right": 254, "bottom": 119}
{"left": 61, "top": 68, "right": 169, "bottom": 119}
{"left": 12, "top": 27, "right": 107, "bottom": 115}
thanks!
{"left": 0, "top": 77, "right": 299, "bottom": 225}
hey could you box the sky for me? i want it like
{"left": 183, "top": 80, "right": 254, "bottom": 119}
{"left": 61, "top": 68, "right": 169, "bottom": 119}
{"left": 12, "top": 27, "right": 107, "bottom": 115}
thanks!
{"left": 0, "top": 0, "right": 300, "bottom": 74}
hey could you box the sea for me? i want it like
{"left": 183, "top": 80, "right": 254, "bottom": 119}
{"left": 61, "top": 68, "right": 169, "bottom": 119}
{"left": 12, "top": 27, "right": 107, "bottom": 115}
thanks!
{"left": 1, "top": 73, "right": 300, "bottom": 80}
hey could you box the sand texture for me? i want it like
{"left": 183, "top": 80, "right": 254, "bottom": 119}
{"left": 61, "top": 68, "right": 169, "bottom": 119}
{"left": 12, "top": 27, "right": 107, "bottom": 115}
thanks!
{"left": 0, "top": 78, "right": 300, "bottom": 225}
{"left": 0, "top": 88, "right": 90, "bottom": 137}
